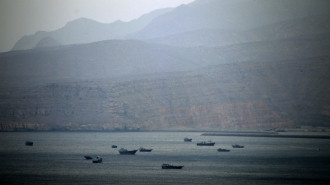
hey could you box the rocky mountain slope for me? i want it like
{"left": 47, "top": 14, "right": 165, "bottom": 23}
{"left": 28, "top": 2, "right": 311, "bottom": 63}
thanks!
{"left": 1, "top": 55, "right": 329, "bottom": 131}
{"left": 1, "top": 0, "right": 330, "bottom": 131}
{"left": 1, "top": 38, "right": 329, "bottom": 88}
{"left": 1, "top": 38, "right": 329, "bottom": 131}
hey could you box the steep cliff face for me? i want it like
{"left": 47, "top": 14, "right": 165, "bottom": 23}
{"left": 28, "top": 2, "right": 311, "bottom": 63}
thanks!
{"left": 2, "top": 0, "right": 329, "bottom": 131}
{"left": 1, "top": 56, "right": 328, "bottom": 131}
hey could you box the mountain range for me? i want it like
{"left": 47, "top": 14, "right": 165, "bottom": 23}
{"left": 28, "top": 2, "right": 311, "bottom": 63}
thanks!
{"left": 12, "top": 8, "right": 172, "bottom": 51}
{"left": 1, "top": 0, "right": 329, "bottom": 131}
{"left": 12, "top": 0, "right": 330, "bottom": 50}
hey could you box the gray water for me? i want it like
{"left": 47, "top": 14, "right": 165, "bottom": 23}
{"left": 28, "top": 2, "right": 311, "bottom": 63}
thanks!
{"left": 0, "top": 132, "right": 330, "bottom": 185}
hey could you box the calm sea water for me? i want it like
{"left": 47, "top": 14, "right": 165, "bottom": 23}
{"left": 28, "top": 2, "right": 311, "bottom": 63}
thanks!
{"left": 0, "top": 132, "right": 330, "bottom": 185}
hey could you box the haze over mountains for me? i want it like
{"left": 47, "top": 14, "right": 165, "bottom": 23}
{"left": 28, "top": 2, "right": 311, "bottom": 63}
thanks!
{"left": 1, "top": 0, "right": 330, "bottom": 131}
{"left": 11, "top": 0, "right": 330, "bottom": 50}
{"left": 12, "top": 8, "right": 172, "bottom": 51}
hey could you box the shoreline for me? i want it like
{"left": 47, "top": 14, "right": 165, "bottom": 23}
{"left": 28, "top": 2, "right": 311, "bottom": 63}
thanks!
{"left": 201, "top": 132, "right": 330, "bottom": 139}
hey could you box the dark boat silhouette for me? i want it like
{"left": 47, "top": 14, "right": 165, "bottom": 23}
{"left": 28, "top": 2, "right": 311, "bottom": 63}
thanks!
{"left": 184, "top": 137, "right": 192, "bottom": 142}
{"left": 25, "top": 141, "right": 33, "bottom": 146}
{"left": 84, "top": 156, "right": 93, "bottom": 160}
{"left": 162, "top": 164, "right": 184, "bottom": 169}
{"left": 119, "top": 148, "right": 138, "bottom": 155}
{"left": 139, "top": 147, "right": 152, "bottom": 152}
{"left": 232, "top": 144, "right": 244, "bottom": 148}
{"left": 217, "top": 148, "right": 230, "bottom": 152}
{"left": 92, "top": 156, "right": 102, "bottom": 163}
{"left": 197, "top": 141, "right": 215, "bottom": 146}
{"left": 112, "top": 145, "right": 117, "bottom": 148}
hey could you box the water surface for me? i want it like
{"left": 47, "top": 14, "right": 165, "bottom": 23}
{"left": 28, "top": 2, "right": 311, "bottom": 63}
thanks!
{"left": 1, "top": 132, "right": 330, "bottom": 184}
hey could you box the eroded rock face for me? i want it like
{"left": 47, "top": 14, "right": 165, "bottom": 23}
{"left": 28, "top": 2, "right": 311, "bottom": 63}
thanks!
{"left": 1, "top": 57, "right": 329, "bottom": 131}
{"left": 2, "top": 0, "right": 330, "bottom": 131}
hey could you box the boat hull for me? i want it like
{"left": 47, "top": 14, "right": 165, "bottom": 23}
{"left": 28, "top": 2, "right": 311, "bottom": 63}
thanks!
{"left": 217, "top": 149, "right": 230, "bottom": 152}
{"left": 139, "top": 149, "right": 152, "bottom": 152}
{"left": 162, "top": 164, "right": 184, "bottom": 169}
{"left": 92, "top": 157, "right": 102, "bottom": 163}
{"left": 84, "top": 156, "right": 93, "bottom": 160}
{"left": 197, "top": 143, "right": 215, "bottom": 146}
{"left": 232, "top": 145, "right": 244, "bottom": 148}
{"left": 184, "top": 138, "right": 192, "bottom": 142}
{"left": 92, "top": 159, "right": 102, "bottom": 163}
{"left": 25, "top": 141, "right": 33, "bottom": 146}
{"left": 119, "top": 150, "right": 138, "bottom": 155}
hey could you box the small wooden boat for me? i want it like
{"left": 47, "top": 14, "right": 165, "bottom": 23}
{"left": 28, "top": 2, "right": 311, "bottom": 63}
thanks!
{"left": 217, "top": 148, "right": 230, "bottom": 152}
{"left": 162, "top": 164, "right": 184, "bottom": 169}
{"left": 25, "top": 141, "right": 33, "bottom": 146}
{"left": 119, "top": 148, "right": 138, "bottom": 155}
{"left": 232, "top": 144, "right": 244, "bottom": 148}
{"left": 197, "top": 141, "right": 215, "bottom": 146}
{"left": 84, "top": 156, "right": 93, "bottom": 160}
{"left": 139, "top": 147, "right": 153, "bottom": 152}
{"left": 184, "top": 137, "right": 192, "bottom": 142}
{"left": 92, "top": 156, "right": 102, "bottom": 163}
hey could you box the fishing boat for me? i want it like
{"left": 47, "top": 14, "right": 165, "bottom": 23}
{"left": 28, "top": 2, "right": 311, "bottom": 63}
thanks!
{"left": 112, "top": 145, "right": 117, "bottom": 148}
{"left": 119, "top": 148, "right": 138, "bottom": 155}
{"left": 197, "top": 141, "right": 215, "bottom": 146}
{"left": 84, "top": 156, "right": 93, "bottom": 160}
{"left": 232, "top": 144, "right": 244, "bottom": 148}
{"left": 184, "top": 137, "right": 192, "bottom": 142}
{"left": 92, "top": 156, "right": 102, "bottom": 163}
{"left": 25, "top": 141, "right": 33, "bottom": 146}
{"left": 162, "top": 164, "right": 184, "bottom": 169}
{"left": 139, "top": 147, "right": 152, "bottom": 152}
{"left": 217, "top": 148, "right": 230, "bottom": 152}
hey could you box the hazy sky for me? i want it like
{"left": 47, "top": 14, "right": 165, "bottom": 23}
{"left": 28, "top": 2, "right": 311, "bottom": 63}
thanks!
{"left": 0, "top": 0, "right": 195, "bottom": 53}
